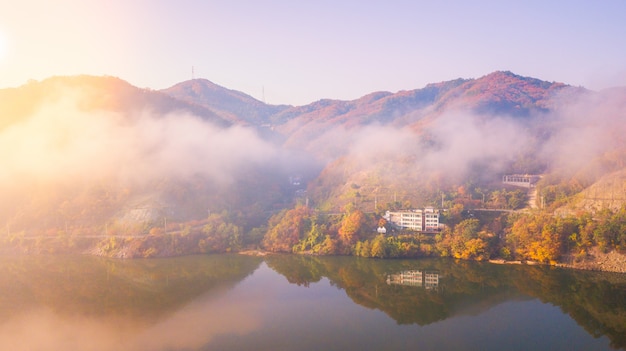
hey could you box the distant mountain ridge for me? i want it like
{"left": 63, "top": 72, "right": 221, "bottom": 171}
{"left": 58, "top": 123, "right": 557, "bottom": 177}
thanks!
{"left": 161, "top": 79, "right": 290, "bottom": 125}
{"left": 0, "top": 71, "right": 581, "bottom": 132}
{"left": 159, "top": 71, "right": 576, "bottom": 153}
{"left": 162, "top": 71, "right": 570, "bottom": 125}
{"left": 0, "top": 75, "right": 231, "bottom": 129}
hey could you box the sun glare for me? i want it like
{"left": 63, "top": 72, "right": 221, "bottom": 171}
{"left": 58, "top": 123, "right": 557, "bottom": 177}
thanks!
{"left": 0, "top": 32, "right": 6, "bottom": 62}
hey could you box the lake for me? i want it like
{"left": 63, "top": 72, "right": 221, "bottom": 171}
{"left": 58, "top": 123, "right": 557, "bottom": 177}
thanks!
{"left": 0, "top": 254, "right": 624, "bottom": 351}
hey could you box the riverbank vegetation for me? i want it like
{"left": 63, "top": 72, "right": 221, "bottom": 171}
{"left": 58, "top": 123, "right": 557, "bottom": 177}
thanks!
{"left": 1, "top": 177, "right": 624, "bottom": 273}
{"left": 257, "top": 197, "right": 626, "bottom": 272}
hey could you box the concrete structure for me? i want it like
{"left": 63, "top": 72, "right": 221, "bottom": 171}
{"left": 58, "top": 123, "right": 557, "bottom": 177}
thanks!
{"left": 424, "top": 207, "right": 439, "bottom": 232}
{"left": 384, "top": 210, "right": 423, "bottom": 231}
{"left": 383, "top": 207, "right": 440, "bottom": 232}
{"left": 502, "top": 174, "right": 540, "bottom": 188}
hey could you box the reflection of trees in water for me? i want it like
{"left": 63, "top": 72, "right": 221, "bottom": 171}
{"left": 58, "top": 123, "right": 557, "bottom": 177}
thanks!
{"left": 3, "top": 254, "right": 623, "bottom": 348}
{"left": 264, "top": 254, "right": 325, "bottom": 287}
{"left": 266, "top": 255, "right": 626, "bottom": 348}
{"left": 513, "top": 266, "right": 626, "bottom": 349}
{"left": 0, "top": 254, "right": 262, "bottom": 322}
{"left": 266, "top": 256, "right": 512, "bottom": 325}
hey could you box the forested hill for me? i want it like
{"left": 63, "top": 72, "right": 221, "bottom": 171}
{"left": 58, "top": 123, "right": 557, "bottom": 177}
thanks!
{"left": 0, "top": 75, "right": 231, "bottom": 129}
{"left": 1, "top": 72, "right": 624, "bottom": 264}
{"left": 0, "top": 75, "right": 303, "bottom": 242}
{"left": 287, "top": 71, "right": 566, "bottom": 129}
{"left": 161, "top": 78, "right": 290, "bottom": 125}
{"left": 164, "top": 71, "right": 570, "bottom": 127}
{"left": 162, "top": 71, "right": 576, "bottom": 154}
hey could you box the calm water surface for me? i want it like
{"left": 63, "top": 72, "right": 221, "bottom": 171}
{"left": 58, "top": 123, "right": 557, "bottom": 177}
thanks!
{"left": 0, "top": 254, "right": 624, "bottom": 351}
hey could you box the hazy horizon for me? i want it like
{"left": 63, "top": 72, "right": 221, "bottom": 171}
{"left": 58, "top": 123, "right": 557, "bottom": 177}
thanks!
{"left": 1, "top": 1, "right": 625, "bottom": 105}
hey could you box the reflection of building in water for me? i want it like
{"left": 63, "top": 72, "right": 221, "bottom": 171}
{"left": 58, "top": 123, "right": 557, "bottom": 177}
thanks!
{"left": 424, "top": 272, "right": 439, "bottom": 289}
{"left": 386, "top": 270, "right": 439, "bottom": 289}
{"left": 387, "top": 270, "right": 423, "bottom": 287}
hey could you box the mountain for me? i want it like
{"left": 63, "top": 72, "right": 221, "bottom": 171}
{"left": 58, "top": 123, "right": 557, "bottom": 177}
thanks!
{"left": 432, "top": 71, "right": 569, "bottom": 115}
{"left": 160, "top": 72, "right": 571, "bottom": 156}
{"left": 0, "top": 75, "right": 231, "bottom": 129}
{"left": 161, "top": 79, "right": 290, "bottom": 125}
{"left": 0, "top": 75, "right": 298, "bottom": 239}
{"left": 263, "top": 72, "right": 574, "bottom": 153}
{"left": 158, "top": 72, "right": 574, "bottom": 153}
{"left": 1, "top": 71, "right": 625, "bottom": 255}
{"left": 242, "top": 72, "right": 617, "bottom": 212}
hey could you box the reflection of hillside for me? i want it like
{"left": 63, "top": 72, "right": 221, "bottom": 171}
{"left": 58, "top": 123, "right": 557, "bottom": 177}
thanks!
{"left": 266, "top": 256, "right": 522, "bottom": 325}
{"left": 266, "top": 255, "right": 626, "bottom": 348}
{"left": 512, "top": 266, "right": 626, "bottom": 349}
{"left": 264, "top": 254, "right": 324, "bottom": 287}
{"left": 0, "top": 254, "right": 261, "bottom": 323}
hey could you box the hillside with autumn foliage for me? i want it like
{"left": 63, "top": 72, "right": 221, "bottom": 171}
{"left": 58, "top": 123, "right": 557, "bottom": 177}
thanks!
{"left": 0, "top": 72, "right": 625, "bottom": 268}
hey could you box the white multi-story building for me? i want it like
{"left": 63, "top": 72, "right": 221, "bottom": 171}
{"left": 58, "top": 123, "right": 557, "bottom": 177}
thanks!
{"left": 384, "top": 210, "right": 423, "bottom": 231}
{"left": 424, "top": 207, "right": 439, "bottom": 232}
{"left": 383, "top": 207, "right": 440, "bottom": 232}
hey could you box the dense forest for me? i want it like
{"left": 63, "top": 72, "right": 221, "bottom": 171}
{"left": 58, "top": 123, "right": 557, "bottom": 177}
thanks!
{"left": 6, "top": 181, "right": 624, "bottom": 269}
{"left": 257, "top": 194, "right": 626, "bottom": 265}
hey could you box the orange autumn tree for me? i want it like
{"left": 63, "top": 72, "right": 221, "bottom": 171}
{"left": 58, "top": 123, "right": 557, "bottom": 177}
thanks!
{"left": 338, "top": 207, "right": 366, "bottom": 250}
{"left": 262, "top": 206, "right": 311, "bottom": 252}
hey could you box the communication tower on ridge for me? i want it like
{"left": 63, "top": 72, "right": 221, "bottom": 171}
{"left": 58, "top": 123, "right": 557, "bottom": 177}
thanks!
{"left": 191, "top": 66, "right": 195, "bottom": 80}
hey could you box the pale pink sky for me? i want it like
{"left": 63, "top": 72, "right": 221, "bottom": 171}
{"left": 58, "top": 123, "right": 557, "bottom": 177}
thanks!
{"left": 0, "top": 0, "right": 625, "bottom": 105}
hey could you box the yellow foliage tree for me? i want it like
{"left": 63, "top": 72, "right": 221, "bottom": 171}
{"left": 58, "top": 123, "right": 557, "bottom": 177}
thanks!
{"left": 338, "top": 209, "right": 365, "bottom": 246}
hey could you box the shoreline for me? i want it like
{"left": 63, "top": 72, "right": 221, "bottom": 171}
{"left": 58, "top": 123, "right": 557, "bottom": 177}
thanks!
{"left": 557, "top": 249, "right": 626, "bottom": 274}
{"left": 238, "top": 249, "right": 626, "bottom": 274}
{"left": 3, "top": 238, "right": 625, "bottom": 273}
{"left": 238, "top": 249, "right": 270, "bottom": 257}
{"left": 490, "top": 249, "right": 626, "bottom": 274}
